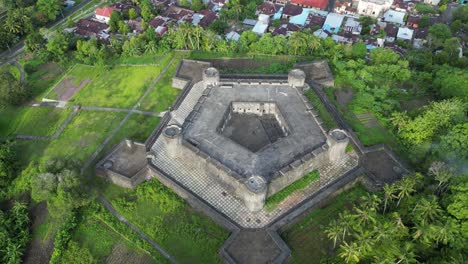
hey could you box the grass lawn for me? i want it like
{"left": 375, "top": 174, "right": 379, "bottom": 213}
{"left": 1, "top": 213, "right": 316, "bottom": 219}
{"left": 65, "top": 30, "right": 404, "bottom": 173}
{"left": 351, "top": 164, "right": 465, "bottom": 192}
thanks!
{"left": 281, "top": 185, "right": 368, "bottom": 263}
{"left": 22, "top": 59, "right": 67, "bottom": 100}
{"left": 99, "top": 113, "right": 160, "bottom": 159}
{"left": 41, "top": 110, "right": 125, "bottom": 163}
{"left": 265, "top": 170, "right": 320, "bottom": 211}
{"left": 73, "top": 214, "right": 157, "bottom": 263}
{"left": 101, "top": 180, "right": 229, "bottom": 264}
{"left": 0, "top": 107, "right": 72, "bottom": 137}
{"left": 68, "top": 65, "right": 163, "bottom": 108}
{"left": 304, "top": 90, "right": 338, "bottom": 130}
{"left": 139, "top": 56, "right": 184, "bottom": 112}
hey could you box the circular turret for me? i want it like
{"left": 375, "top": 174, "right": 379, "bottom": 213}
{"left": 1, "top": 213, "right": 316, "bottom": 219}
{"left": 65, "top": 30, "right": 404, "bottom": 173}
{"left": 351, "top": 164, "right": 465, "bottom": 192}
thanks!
{"left": 163, "top": 124, "right": 182, "bottom": 158}
{"left": 327, "top": 129, "right": 349, "bottom": 163}
{"left": 288, "top": 69, "right": 306, "bottom": 88}
{"left": 203, "top": 67, "right": 220, "bottom": 87}
{"left": 244, "top": 175, "right": 267, "bottom": 212}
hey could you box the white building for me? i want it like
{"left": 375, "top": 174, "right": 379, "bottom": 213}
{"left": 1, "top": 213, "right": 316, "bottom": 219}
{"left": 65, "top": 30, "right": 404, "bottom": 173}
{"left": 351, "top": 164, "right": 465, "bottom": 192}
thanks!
{"left": 253, "top": 14, "right": 270, "bottom": 35}
{"left": 383, "top": 10, "right": 406, "bottom": 25}
{"left": 95, "top": 6, "right": 116, "bottom": 24}
{"left": 397, "top": 27, "right": 414, "bottom": 41}
{"left": 424, "top": 0, "right": 441, "bottom": 5}
{"left": 357, "top": 0, "right": 393, "bottom": 17}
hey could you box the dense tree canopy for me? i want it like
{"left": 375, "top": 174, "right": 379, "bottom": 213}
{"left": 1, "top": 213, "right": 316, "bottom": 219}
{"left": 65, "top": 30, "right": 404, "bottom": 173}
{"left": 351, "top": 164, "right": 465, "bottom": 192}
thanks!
{"left": 0, "top": 68, "right": 29, "bottom": 108}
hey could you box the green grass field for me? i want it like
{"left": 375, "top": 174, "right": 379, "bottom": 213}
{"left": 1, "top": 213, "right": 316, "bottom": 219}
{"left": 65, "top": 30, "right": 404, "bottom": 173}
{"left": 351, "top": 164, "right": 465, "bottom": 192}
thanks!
{"left": 281, "top": 185, "right": 368, "bottom": 263}
{"left": 0, "top": 107, "right": 72, "bottom": 137}
{"left": 102, "top": 180, "right": 229, "bottom": 264}
{"left": 73, "top": 214, "right": 157, "bottom": 263}
{"left": 139, "top": 56, "right": 184, "bottom": 112}
{"left": 41, "top": 111, "right": 125, "bottom": 163}
{"left": 65, "top": 65, "right": 159, "bottom": 108}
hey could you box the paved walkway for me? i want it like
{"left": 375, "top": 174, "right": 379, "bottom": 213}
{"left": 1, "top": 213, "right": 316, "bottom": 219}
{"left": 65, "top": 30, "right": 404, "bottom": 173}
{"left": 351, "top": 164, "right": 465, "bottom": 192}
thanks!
{"left": 81, "top": 56, "right": 175, "bottom": 173}
{"left": 98, "top": 196, "right": 178, "bottom": 264}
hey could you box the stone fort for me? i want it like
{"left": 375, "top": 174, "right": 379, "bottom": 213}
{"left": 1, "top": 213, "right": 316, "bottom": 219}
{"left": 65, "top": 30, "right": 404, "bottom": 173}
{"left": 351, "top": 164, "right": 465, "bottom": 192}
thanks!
{"left": 96, "top": 59, "right": 358, "bottom": 228}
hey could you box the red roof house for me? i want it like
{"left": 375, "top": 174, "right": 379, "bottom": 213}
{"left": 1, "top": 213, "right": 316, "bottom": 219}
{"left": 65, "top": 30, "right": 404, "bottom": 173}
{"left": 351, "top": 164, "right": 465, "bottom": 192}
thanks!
{"left": 291, "top": 0, "right": 329, "bottom": 10}
{"left": 95, "top": 6, "right": 117, "bottom": 23}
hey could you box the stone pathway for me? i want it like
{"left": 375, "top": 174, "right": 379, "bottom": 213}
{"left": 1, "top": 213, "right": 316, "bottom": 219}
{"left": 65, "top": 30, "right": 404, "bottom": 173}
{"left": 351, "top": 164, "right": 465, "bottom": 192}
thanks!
{"left": 98, "top": 196, "right": 178, "bottom": 264}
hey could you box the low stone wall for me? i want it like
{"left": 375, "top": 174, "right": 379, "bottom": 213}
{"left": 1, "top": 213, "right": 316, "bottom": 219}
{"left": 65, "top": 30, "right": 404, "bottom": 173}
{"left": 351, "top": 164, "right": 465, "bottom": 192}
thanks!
{"left": 268, "top": 146, "right": 329, "bottom": 196}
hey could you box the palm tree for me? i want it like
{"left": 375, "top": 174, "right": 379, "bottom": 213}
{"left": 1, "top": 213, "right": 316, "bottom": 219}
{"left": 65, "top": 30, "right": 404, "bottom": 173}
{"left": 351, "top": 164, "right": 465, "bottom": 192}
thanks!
{"left": 354, "top": 207, "right": 377, "bottom": 227}
{"left": 339, "top": 241, "right": 362, "bottom": 264}
{"left": 412, "top": 222, "right": 436, "bottom": 246}
{"left": 361, "top": 194, "right": 382, "bottom": 212}
{"left": 413, "top": 196, "right": 443, "bottom": 224}
{"left": 396, "top": 176, "right": 416, "bottom": 207}
{"left": 338, "top": 212, "right": 356, "bottom": 241}
{"left": 383, "top": 184, "right": 397, "bottom": 213}
{"left": 325, "top": 219, "right": 342, "bottom": 249}
{"left": 395, "top": 242, "right": 417, "bottom": 264}
{"left": 428, "top": 161, "right": 453, "bottom": 195}
{"left": 433, "top": 219, "right": 458, "bottom": 246}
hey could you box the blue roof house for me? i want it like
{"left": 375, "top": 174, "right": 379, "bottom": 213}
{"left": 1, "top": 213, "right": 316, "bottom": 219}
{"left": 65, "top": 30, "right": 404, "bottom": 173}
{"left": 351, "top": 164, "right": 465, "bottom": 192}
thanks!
{"left": 322, "top": 13, "right": 344, "bottom": 34}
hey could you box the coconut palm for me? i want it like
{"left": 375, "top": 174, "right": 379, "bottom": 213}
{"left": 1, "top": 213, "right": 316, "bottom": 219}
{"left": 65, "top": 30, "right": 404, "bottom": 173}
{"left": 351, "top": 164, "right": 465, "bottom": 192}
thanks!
{"left": 428, "top": 161, "right": 453, "bottom": 195}
{"left": 413, "top": 196, "right": 443, "bottom": 223}
{"left": 361, "top": 193, "right": 382, "bottom": 212}
{"left": 383, "top": 184, "right": 397, "bottom": 213}
{"left": 354, "top": 207, "right": 377, "bottom": 227}
{"left": 338, "top": 212, "right": 356, "bottom": 241}
{"left": 395, "top": 242, "right": 417, "bottom": 264}
{"left": 325, "top": 219, "right": 342, "bottom": 249}
{"left": 396, "top": 176, "right": 416, "bottom": 207}
{"left": 339, "top": 241, "right": 362, "bottom": 264}
{"left": 433, "top": 219, "right": 458, "bottom": 246}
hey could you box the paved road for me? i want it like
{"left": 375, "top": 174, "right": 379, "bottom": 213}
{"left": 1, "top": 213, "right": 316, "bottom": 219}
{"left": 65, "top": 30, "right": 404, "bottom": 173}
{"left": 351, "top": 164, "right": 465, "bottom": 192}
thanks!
{"left": 0, "top": 0, "right": 93, "bottom": 66}
{"left": 98, "top": 196, "right": 178, "bottom": 264}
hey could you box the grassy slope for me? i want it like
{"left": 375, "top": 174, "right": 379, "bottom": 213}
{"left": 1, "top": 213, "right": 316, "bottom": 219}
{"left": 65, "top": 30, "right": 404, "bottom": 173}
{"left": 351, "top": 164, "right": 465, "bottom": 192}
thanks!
{"left": 281, "top": 185, "right": 368, "bottom": 263}
{"left": 0, "top": 107, "right": 72, "bottom": 137}
{"left": 102, "top": 181, "right": 229, "bottom": 264}
{"left": 139, "top": 54, "right": 185, "bottom": 112}
{"left": 42, "top": 111, "right": 125, "bottom": 162}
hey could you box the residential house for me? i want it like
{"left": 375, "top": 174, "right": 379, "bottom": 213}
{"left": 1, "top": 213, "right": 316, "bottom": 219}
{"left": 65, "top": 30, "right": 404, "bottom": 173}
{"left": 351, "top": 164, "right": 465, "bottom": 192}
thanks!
{"left": 243, "top": 19, "right": 257, "bottom": 29}
{"left": 343, "top": 18, "right": 362, "bottom": 35}
{"left": 413, "top": 27, "right": 428, "bottom": 48}
{"left": 313, "top": 28, "right": 332, "bottom": 38}
{"left": 95, "top": 6, "right": 117, "bottom": 23}
{"left": 211, "top": 0, "right": 228, "bottom": 11}
{"left": 272, "top": 23, "right": 301, "bottom": 36}
{"left": 308, "top": 13, "right": 326, "bottom": 29}
{"left": 289, "top": 8, "right": 312, "bottom": 26}
{"left": 253, "top": 14, "right": 270, "bottom": 35}
{"left": 334, "top": 2, "right": 357, "bottom": 15}
{"left": 282, "top": 3, "right": 303, "bottom": 19}
{"left": 383, "top": 9, "right": 406, "bottom": 25}
{"left": 291, "top": 0, "right": 329, "bottom": 10}
{"left": 148, "top": 16, "right": 169, "bottom": 36}
{"left": 424, "top": 0, "right": 440, "bottom": 5}
{"left": 110, "top": 2, "right": 139, "bottom": 13}
{"left": 397, "top": 27, "right": 414, "bottom": 41}
{"left": 406, "top": 15, "right": 420, "bottom": 28}
{"left": 322, "top": 13, "right": 344, "bottom": 33}
{"left": 198, "top": 9, "right": 217, "bottom": 28}
{"left": 162, "top": 6, "right": 194, "bottom": 23}
{"left": 257, "top": 1, "right": 281, "bottom": 16}
{"left": 357, "top": 0, "right": 392, "bottom": 17}
{"left": 128, "top": 18, "right": 144, "bottom": 33}
{"left": 226, "top": 31, "right": 241, "bottom": 41}
{"left": 384, "top": 23, "right": 398, "bottom": 42}
{"left": 332, "top": 34, "right": 352, "bottom": 44}
{"left": 74, "top": 18, "right": 109, "bottom": 39}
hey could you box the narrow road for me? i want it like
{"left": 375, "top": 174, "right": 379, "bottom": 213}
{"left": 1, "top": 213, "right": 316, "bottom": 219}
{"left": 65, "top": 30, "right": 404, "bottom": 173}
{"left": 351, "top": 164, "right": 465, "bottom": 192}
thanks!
{"left": 98, "top": 196, "right": 178, "bottom": 264}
